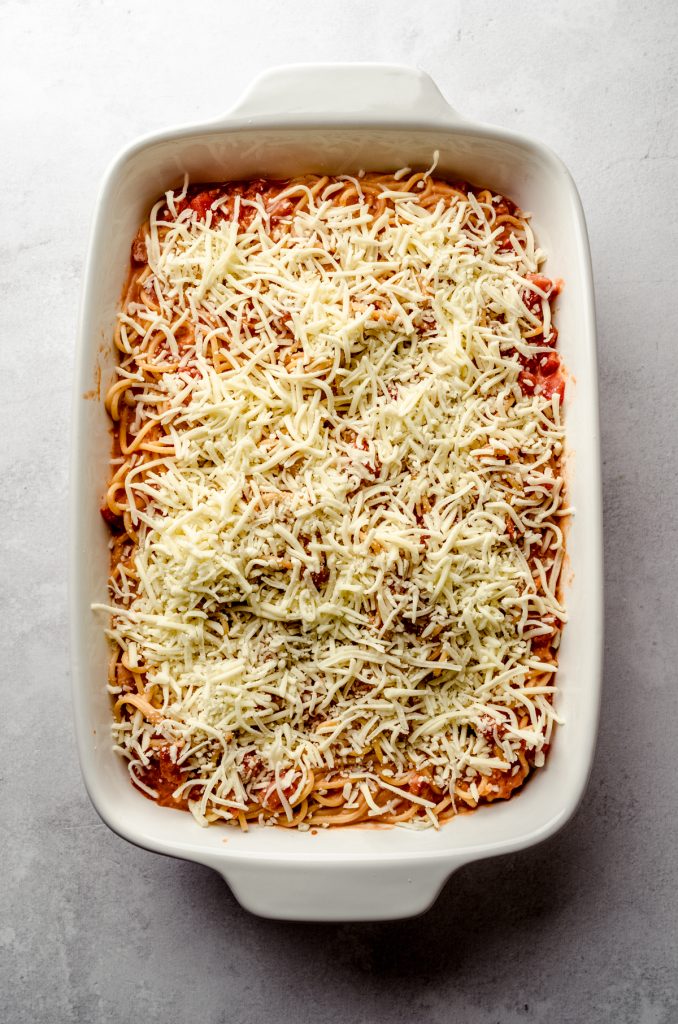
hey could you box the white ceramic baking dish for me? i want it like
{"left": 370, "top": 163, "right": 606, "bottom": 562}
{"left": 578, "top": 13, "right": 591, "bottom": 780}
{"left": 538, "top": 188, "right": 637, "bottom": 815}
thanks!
{"left": 71, "top": 63, "right": 602, "bottom": 922}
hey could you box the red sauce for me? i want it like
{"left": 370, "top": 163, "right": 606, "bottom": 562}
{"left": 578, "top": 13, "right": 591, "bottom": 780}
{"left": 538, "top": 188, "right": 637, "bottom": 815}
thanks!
{"left": 480, "top": 762, "right": 530, "bottom": 800}
{"left": 261, "top": 779, "right": 299, "bottom": 811}
{"left": 100, "top": 504, "right": 121, "bottom": 528}
{"left": 476, "top": 714, "right": 508, "bottom": 743}
{"left": 309, "top": 565, "right": 330, "bottom": 589}
{"left": 139, "top": 749, "right": 188, "bottom": 809}
{"left": 493, "top": 195, "right": 521, "bottom": 251}
{"left": 171, "top": 179, "right": 294, "bottom": 229}
{"left": 531, "top": 631, "right": 557, "bottom": 659}
{"left": 514, "top": 274, "right": 565, "bottom": 402}
{"left": 518, "top": 352, "right": 565, "bottom": 403}
{"left": 406, "top": 771, "right": 439, "bottom": 801}
{"left": 240, "top": 752, "right": 265, "bottom": 781}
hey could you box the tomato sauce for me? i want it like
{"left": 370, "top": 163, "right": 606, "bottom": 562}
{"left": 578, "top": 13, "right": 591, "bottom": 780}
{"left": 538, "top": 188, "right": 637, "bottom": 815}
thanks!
{"left": 515, "top": 274, "right": 565, "bottom": 402}
{"left": 139, "top": 748, "right": 188, "bottom": 809}
{"left": 518, "top": 352, "right": 565, "bottom": 403}
{"left": 171, "top": 179, "right": 294, "bottom": 229}
{"left": 481, "top": 761, "right": 530, "bottom": 800}
{"left": 100, "top": 504, "right": 122, "bottom": 528}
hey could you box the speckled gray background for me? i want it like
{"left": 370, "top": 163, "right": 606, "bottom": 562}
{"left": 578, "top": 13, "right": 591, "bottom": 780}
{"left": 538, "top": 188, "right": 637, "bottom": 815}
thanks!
{"left": 2, "top": 0, "right": 677, "bottom": 1021}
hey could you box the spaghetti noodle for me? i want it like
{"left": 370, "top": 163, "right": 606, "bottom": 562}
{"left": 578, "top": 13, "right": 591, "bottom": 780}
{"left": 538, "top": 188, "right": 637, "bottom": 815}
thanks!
{"left": 97, "top": 165, "right": 568, "bottom": 830}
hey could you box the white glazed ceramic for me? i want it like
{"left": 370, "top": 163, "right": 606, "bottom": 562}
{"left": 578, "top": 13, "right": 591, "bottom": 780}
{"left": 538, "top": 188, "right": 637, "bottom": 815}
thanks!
{"left": 71, "top": 63, "right": 602, "bottom": 922}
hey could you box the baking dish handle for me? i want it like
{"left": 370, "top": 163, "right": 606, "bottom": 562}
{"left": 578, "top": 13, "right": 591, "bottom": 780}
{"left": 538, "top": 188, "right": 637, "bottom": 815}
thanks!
{"left": 216, "top": 859, "right": 457, "bottom": 922}
{"left": 225, "top": 63, "right": 463, "bottom": 126}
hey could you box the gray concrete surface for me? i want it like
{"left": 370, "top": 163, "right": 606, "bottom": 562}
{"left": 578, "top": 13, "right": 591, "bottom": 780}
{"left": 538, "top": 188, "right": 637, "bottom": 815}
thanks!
{"left": 1, "top": 1, "right": 677, "bottom": 1021}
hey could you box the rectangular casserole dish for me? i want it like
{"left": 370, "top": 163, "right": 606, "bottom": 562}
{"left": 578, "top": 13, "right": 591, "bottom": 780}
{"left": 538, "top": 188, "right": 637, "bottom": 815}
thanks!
{"left": 71, "top": 63, "right": 603, "bottom": 921}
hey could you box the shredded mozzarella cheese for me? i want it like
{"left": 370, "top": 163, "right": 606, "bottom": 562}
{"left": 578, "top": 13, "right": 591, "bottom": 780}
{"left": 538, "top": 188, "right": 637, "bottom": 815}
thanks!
{"left": 100, "top": 171, "right": 567, "bottom": 828}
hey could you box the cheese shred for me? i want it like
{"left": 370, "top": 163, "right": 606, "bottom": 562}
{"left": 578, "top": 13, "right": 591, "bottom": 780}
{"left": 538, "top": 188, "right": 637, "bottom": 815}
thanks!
{"left": 99, "top": 169, "right": 568, "bottom": 830}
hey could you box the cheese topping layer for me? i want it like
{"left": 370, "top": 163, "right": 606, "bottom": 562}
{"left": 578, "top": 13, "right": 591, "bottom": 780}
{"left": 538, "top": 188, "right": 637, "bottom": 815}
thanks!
{"left": 99, "top": 170, "right": 568, "bottom": 829}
